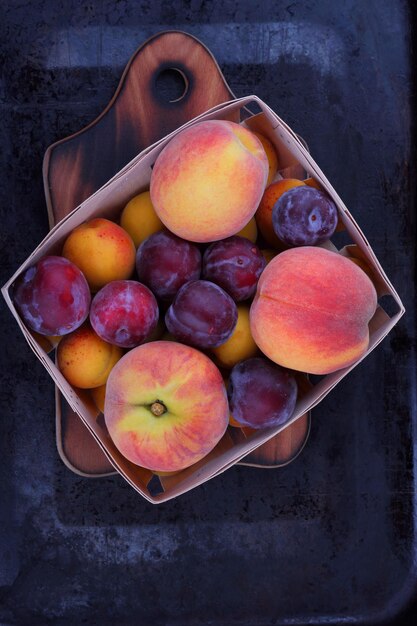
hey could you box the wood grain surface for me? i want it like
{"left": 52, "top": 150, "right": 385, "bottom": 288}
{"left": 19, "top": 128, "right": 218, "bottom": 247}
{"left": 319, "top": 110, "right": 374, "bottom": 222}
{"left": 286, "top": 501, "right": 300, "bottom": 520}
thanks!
{"left": 43, "top": 30, "right": 310, "bottom": 477}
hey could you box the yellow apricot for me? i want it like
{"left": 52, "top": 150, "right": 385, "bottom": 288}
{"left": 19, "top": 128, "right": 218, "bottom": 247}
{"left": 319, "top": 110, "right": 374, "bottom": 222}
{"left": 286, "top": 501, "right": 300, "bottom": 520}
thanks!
{"left": 91, "top": 384, "right": 106, "bottom": 413}
{"left": 253, "top": 131, "right": 279, "bottom": 185}
{"left": 236, "top": 217, "right": 257, "bottom": 243}
{"left": 62, "top": 218, "right": 136, "bottom": 292}
{"left": 304, "top": 177, "right": 322, "bottom": 190}
{"left": 120, "top": 191, "right": 164, "bottom": 248}
{"left": 57, "top": 325, "right": 123, "bottom": 389}
{"left": 211, "top": 305, "right": 258, "bottom": 369}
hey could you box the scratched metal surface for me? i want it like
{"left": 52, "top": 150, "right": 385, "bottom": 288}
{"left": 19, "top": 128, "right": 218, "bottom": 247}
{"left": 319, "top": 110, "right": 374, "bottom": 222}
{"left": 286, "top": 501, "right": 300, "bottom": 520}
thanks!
{"left": 0, "top": 1, "right": 416, "bottom": 624}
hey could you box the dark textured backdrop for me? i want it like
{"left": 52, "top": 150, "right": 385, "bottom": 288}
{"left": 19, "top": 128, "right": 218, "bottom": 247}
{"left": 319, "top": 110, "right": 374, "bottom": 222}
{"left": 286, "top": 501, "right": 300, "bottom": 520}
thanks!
{"left": 0, "top": 1, "right": 416, "bottom": 624}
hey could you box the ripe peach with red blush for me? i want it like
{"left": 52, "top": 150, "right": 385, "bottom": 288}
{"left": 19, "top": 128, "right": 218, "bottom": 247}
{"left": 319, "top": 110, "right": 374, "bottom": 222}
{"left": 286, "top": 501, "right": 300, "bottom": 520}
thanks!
{"left": 250, "top": 247, "right": 378, "bottom": 374}
{"left": 150, "top": 120, "right": 269, "bottom": 243}
{"left": 104, "top": 341, "right": 229, "bottom": 472}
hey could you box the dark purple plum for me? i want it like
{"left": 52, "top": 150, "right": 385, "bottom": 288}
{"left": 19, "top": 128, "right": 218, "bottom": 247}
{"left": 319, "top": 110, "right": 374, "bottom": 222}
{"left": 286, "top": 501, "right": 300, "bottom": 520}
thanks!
{"left": 272, "top": 186, "right": 338, "bottom": 246}
{"left": 202, "top": 236, "right": 266, "bottom": 301}
{"left": 165, "top": 280, "right": 238, "bottom": 348}
{"left": 12, "top": 256, "right": 91, "bottom": 336}
{"left": 136, "top": 231, "right": 201, "bottom": 300}
{"left": 90, "top": 280, "right": 159, "bottom": 348}
{"left": 228, "top": 357, "right": 297, "bottom": 429}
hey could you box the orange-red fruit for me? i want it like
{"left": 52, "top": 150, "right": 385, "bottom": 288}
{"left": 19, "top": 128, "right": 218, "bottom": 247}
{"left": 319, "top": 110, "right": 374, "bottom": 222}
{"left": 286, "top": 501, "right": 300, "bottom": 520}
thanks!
{"left": 57, "top": 325, "right": 123, "bottom": 388}
{"left": 304, "top": 177, "right": 322, "bottom": 190}
{"left": 255, "top": 178, "right": 305, "bottom": 248}
{"left": 62, "top": 218, "right": 136, "bottom": 292}
{"left": 250, "top": 247, "right": 378, "bottom": 375}
{"left": 104, "top": 341, "right": 229, "bottom": 472}
{"left": 150, "top": 120, "right": 269, "bottom": 243}
{"left": 253, "top": 132, "right": 279, "bottom": 185}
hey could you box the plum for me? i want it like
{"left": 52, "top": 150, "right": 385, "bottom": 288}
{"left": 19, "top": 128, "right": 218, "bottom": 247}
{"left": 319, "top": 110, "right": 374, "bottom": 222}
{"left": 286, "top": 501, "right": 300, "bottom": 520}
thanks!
{"left": 90, "top": 280, "right": 159, "bottom": 348}
{"left": 202, "top": 236, "right": 266, "bottom": 301}
{"left": 228, "top": 357, "right": 297, "bottom": 429}
{"left": 136, "top": 231, "right": 201, "bottom": 301}
{"left": 272, "top": 186, "right": 338, "bottom": 246}
{"left": 165, "top": 280, "right": 238, "bottom": 349}
{"left": 12, "top": 256, "right": 91, "bottom": 336}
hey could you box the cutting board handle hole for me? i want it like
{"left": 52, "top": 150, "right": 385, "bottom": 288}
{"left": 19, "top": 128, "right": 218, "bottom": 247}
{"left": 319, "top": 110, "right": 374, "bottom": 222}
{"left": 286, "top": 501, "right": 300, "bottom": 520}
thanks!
{"left": 154, "top": 67, "right": 189, "bottom": 104}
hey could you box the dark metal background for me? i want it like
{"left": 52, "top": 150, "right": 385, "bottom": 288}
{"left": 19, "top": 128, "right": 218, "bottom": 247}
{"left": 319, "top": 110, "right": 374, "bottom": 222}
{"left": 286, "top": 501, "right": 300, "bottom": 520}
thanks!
{"left": 0, "top": 1, "right": 416, "bottom": 624}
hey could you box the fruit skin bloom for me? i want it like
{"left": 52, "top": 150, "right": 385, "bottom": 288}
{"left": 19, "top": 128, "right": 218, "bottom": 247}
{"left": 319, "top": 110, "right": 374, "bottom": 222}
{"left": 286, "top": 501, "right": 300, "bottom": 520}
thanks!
{"left": 202, "top": 235, "right": 266, "bottom": 301}
{"left": 165, "top": 280, "right": 238, "bottom": 349}
{"left": 228, "top": 357, "right": 297, "bottom": 429}
{"left": 272, "top": 186, "right": 338, "bottom": 247}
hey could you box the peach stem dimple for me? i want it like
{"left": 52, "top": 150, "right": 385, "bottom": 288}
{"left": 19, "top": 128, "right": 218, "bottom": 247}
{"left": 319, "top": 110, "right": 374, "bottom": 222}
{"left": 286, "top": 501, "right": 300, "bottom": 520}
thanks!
{"left": 150, "top": 401, "right": 167, "bottom": 416}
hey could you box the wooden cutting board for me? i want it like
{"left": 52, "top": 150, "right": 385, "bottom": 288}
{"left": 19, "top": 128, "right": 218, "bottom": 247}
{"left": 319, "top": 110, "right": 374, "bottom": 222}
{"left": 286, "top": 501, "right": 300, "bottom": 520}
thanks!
{"left": 43, "top": 30, "right": 310, "bottom": 477}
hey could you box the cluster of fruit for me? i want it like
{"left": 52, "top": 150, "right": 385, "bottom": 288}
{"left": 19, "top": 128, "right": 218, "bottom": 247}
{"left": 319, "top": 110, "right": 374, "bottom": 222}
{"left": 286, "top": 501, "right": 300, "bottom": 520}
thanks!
{"left": 12, "top": 119, "right": 378, "bottom": 474}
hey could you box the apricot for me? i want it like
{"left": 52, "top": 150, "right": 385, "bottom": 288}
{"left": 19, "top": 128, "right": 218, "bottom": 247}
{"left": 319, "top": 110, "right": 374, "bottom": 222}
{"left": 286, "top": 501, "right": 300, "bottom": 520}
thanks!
{"left": 250, "top": 247, "right": 378, "bottom": 375}
{"left": 104, "top": 341, "right": 229, "bottom": 472}
{"left": 304, "top": 177, "right": 322, "bottom": 190}
{"left": 150, "top": 120, "right": 268, "bottom": 243}
{"left": 253, "top": 131, "right": 279, "bottom": 185}
{"left": 255, "top": 178, "right": 305, "bottom": 248}
{"left": 236, "top": 217, "right": 257, "bottom": 243}
{"left": 91, "top": 384, "right": 106, "bottom": 413}
{"left": 229, "top": 414, "right": 244, "bottom": 428}
{"left": 62, "top": 218, "right": 136, "bottom": 292}
{"left": 211, "top": 305, "right": 258, "bottom": 369}
{"left": 57, "top": 325, "right": 123, "bottom": 388}
{"left": 120, "top": 191, "right": 164, "bottom": 248}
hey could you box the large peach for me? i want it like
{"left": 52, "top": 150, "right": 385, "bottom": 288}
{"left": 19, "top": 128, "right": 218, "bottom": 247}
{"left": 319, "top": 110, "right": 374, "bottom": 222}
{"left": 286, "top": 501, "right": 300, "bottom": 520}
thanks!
{"left": 104, "top": 341, "right": 229, "bottom": 472}
{"left": 62, "top": 218, "right": 136, "bottom": 292}
{"left": 57, "top": 324, "right": 123, "bottom": 388}
{"left": 150, "top": 120, "right": 269, "bottom": 243}
{"left": 250, "top": 247, "right": 378, "bottom": 375}
{"left": 255, "top": 178, "right": 305, "bottom": 248}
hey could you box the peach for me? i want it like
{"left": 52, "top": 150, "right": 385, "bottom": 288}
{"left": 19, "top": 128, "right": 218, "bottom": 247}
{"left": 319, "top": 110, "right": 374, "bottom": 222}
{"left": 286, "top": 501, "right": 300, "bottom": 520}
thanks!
{"left": 62, "top": 218, "right": 136, "bottom": 292}
{"left": 253, "top": 131, "right": 279, "bottom": 185}
{"left": 120, "top": 190, "right": 164, "bottom": 248}
{"left": 104, "top": 341, "right": 229, "bottom": 472}
{"left": 250, "top": 247, "right": 378, "bottom": 375}
{"left": 255, "top": 178, "right": 305, "bottom": 248}
{"left": 57, "top": 325, "right": 123, "bottom": 388}
{"left": 236, "top": 216, "right": 257, "bottom": 243}
{"left": 211, "top": 305, "right": 258, "bottom": 369}
{"left": 150, "top": 120, "right": 269, "bottom": 243}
